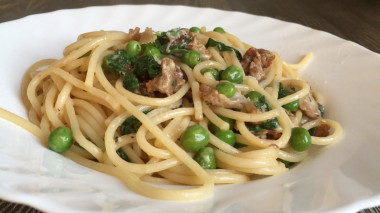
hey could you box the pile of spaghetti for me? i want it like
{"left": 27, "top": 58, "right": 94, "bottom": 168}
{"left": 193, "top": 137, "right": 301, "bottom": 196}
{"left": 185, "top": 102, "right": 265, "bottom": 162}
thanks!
{"left": 10, "top": 27, "right": 343, "bottom": 200}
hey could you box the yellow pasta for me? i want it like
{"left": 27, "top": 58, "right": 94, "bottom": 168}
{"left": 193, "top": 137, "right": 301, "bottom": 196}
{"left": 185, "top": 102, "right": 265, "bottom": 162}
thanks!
{"left": 0, "top": 27, "right": 343, "bottom": 201}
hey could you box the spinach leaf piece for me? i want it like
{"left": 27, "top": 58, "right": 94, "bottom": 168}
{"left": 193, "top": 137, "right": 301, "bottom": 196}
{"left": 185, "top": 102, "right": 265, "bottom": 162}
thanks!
{"left": 123, "top": 72, "right": 139, "bottom": 92}
{"left": 205, "top": 38, "right": 242, "bottom": 60}
{"left": 116, "top": 148, "right": 131, "bottom": 162}
{"left": 101, "top": 50, "right": 134, "bottom": 75}
{"left": 134, "top": 55, "right": 161, "bottom": 80}
{"left": 278, "top": 83, "right": 288, "bottom": 98}
{"left": 120, "top": 110, "right": 152, "bottom": 135}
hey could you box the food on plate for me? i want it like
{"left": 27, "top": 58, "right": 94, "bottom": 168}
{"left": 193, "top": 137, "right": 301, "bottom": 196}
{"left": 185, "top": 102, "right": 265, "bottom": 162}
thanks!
{"left": 0, "top": 26, "right": 343, "bottom": 201}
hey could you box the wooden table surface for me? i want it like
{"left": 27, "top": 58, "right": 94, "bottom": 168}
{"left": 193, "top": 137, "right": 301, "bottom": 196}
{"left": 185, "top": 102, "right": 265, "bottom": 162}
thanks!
{"left": 0, "top": 0, "right": 379, "bottom": 212}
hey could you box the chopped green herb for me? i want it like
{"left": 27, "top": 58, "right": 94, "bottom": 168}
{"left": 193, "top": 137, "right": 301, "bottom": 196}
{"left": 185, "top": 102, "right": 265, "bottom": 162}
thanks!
{"left": 254, "top": 95, "right": 271, "bottom": 112}
{"left": 123, "top": 72, "right": 139, "bottom": 92}
{"left": 101, "top": 50, "right": 134, "bottom": 75}
{"left": 308, "top": 127, "right": 316, "bottom": 136}
{"left": 279, "top": 83, "right": 299, "bottom": 112}
{"left": 79, "top": 50, "right": 91, "bottom": 59}
{"left": 116, "top": 148, "right": 130, "bottom": 162}
{"left": 205, "top": 38, "right": 242, "bottom": 60}
{"left": 247, "top": 124, "right": 262, "bottom": 133}
{"left": 260, "top": 118, "right": 279, "bottom": 130}
{"left": 234, "top": 143, "right": 248, "bottom": 148}
{"left": 278, "top": 83, "right": 288, "bottom": 99}
{"left": 277, "top": 158, "right": 295, "bottom": 168}
{"left": 120, "top": 111, "right": 151, "bottom": 135}
{"left": 134, "top": 55, "right": 161, "bottom": 80}
{"left": 318, "top": 103, "right": 325, "bottom": 117}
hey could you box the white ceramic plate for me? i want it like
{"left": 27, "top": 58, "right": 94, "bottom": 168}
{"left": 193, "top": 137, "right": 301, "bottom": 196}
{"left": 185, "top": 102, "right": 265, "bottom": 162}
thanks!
{"left": 0, "top": 5, "right": 379, "bottom": 213}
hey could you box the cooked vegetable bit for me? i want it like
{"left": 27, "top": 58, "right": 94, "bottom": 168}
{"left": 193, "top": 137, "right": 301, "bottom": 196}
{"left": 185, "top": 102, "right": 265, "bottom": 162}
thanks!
{"left": 48, "top": 126, "right": 73, "bottom": 153}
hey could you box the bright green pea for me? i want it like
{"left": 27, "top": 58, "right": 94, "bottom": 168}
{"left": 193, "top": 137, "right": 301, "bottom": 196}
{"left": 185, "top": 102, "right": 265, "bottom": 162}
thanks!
{"left": 215, "top": 130, "right": 236, "bottom": 146}
{"left": 48, "top": 126, "right": 73, "bottom": 153}
{"left": 245, "top": 91, "right": 262, "bottom": 102}
{"left": 181, "top": 125, "right": 209, "bottom": 152}
{"left": 144, "top": 46, "right": 162, "bottom": 59}
{"left": 182, "top": 50, "right": 200, "bottom": 68}
{"left": 220, "top": 65, "right": 244, "bottom": 84}
{"left": 283, "top": 100, "right": 299, "bottom": 112}
{"left": 125, "top": 40, "right": 141, "bottom": 57}
{"left": 289, "top": 127, "right": 312, "bottom": 152}
{"left": 209, "top": 115, "right": 235, "bottom": 133}
{"left": 190, "top": 27, "right": 201, "bottom": 33}
{"left": 193, "top": 147, "right": 216, "bottom": 169}
{"left": 213, "top": 27, "right": 226, "bottom": 33}
{"left": 201, "top": 68, "right": 219, "bottom": 80}
{"left": 216, "top": 81, "right": 236, "bottom": 98}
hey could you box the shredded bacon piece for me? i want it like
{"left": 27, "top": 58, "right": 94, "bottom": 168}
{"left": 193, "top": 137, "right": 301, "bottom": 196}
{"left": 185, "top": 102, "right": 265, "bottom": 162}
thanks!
{"left": 312, "top": 124, "right": 330, "bottom": 137}
{"left": 299, "top": 92, "right": 321, "bottom": 119}
{"left": 188, "top": 35, "right": 211, "bottom": 60}
{"left": 241, "top": 47, "right": 275, "bottom": 82}
{"left": 199, "top": 84, "right": 255, "bottom": 112}
{"left": 145, "top": 58, "right": 185, "bottom": 96}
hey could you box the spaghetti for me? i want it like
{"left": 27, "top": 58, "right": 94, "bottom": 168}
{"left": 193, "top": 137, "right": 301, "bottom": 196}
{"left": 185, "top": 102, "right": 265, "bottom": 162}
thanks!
{"left": 0, "top": 27, "right": 343, "bottom": 201}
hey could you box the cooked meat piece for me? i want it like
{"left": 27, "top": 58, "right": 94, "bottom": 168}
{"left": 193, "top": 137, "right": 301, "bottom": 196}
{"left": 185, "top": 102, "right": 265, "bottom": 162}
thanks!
{"left": 258, "top": 49, "right": 275, "bottom": 68}
{"left": 299, "top": 92, "right": 321, "bottom": 119}
{"left": 145, "top": 58, "right": 186, "bottom": 96}
{"left": 241, "top": 47, "right": 275, "bottom": 82}
{"left": 312, "top": 124, "right": 330, "bottom": 137}
{"left": 255, "top": 129, "right": 282, "bottom": 140}
{"left": 169, "top": 28, "right": 191, "bottom": 47}
{"left": 166, "top": 28, "right": 211, "bottom": 60}
{"left": 200, "top": 84, "right": 255, "bottom": 112}
{"left": 188, "top": 35, "right": 212, "bottom": 60}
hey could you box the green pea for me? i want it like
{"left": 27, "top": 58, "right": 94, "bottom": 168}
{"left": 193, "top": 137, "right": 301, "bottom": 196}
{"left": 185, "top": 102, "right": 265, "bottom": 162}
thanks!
{"left": 144, "top": 46, "right": 162, "bottom": 59}
{"left": 209, "top": 115, "right": 235, "bottom": 133}
{"left": 48, "top": 126, "right": 73, "bottom": 153}
{"left": 220, "top": 65, "right": 244, "bottom": 84}
{"left": 289, "top": 127, "right": 312, "bottom": 152}
{"left": 201, "top": 68, "right": 219, "bottom": 80}
{"left": 193, "top": 147, "right": 216, "bottom": 169}
{"left": 283, "top": 100, "right": 299, "bottom": 112}
{"left": 125, "top": 40, "right": 141, "bottom": 57}
{"left": 216, "top": 81, "right": 236, "bottom": 98}
{"left": 181, "top": 125, "right": 210, "bottom": 152}
{"left": 215, "top": 130, "right": 236, "bottom": 146}
{"left": 182, "top": 50, "right": 200, "bottom": 68}
{"left": 213, "top": 27, "right": 226, "bottom": 33}
{"left": 190, "top": 27, "right": 201, "bottom": 33}
{"left": 245, "top": 91, "right": 262, "bottom": 102}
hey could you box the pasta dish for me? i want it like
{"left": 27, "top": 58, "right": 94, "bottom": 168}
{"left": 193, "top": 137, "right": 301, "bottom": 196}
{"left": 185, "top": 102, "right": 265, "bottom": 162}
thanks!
{"left": 0, "top": 27, "right": 343, "bottom": 201}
